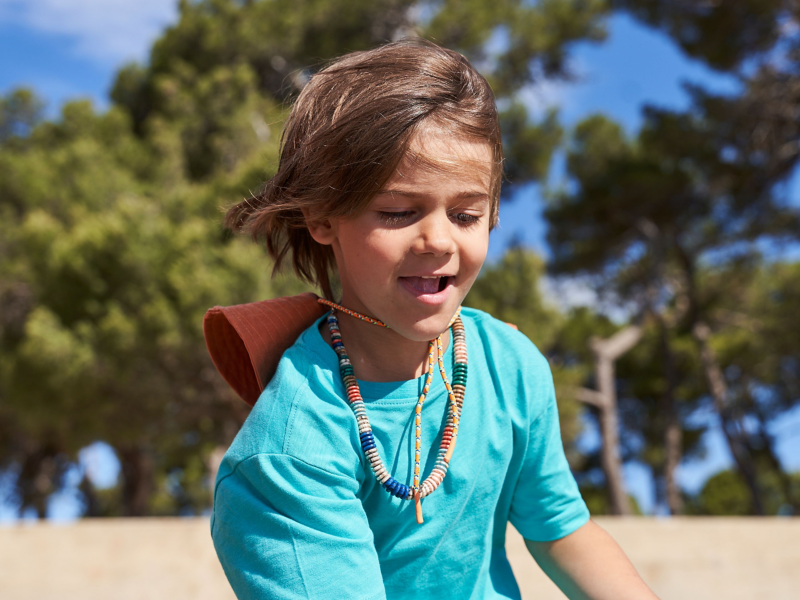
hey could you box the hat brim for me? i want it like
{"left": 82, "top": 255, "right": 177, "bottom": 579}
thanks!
{"left": 203, "top": 292, "right": 328, "bottom": 406}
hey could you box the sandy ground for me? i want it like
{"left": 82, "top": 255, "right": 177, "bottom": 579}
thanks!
{"left": 0, "top": 517, "right": 797, "bottom": 599}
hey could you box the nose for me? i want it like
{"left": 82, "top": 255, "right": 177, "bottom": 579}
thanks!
{"left": 413, "top": 211, "right": 456, "bottom": 257}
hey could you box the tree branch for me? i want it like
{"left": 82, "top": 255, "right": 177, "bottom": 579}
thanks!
{"left": 572, "top": 387, "right": 607, "bottom": 408}
{"left": 590, "top": 324, "right": 643, "bottom": 361}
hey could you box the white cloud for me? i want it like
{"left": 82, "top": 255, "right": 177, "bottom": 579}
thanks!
{"left": 0, "top": 0, "right": 178, "bottom": 66}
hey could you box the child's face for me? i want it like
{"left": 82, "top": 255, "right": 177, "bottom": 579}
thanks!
{"left": 310, "top": 127, "right": 493, "bottom": 342}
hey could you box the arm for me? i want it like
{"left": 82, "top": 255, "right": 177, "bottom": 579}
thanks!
{"left": 525, "top": 520, "right": 659, "bottom": 600}
{"left": 212, "top": 453, "right": 386, "bottom": 600}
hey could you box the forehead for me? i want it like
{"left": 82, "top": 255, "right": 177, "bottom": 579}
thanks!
{"left": 383, "top": 126, "right": 494, "bottom": 190}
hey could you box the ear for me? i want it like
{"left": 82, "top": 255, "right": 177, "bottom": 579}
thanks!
{"left": 302, "top": 208, "right": 337, "bottom": 246}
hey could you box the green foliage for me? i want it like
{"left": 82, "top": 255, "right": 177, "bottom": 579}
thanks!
{"left": 108, "top": 0, "right": 610, "bottom": 186}
{"left": 689, "top": 470, "right": 754, "bottom": 516}
{"left": 427, "top": 0, "right": 608, "bottom": 96}
{"left": 580, "top": 484, "right": 643, "bottom": 516}
{"left": 0, "top": 85, "right": 298, "bottom": 515}
{"left": 687, "top": 467, "right": 800, "bottom": 516}
{"left": 0, "top": 88, "right": 44, "bottom": 142}
{"left": 712, "top": 262, "right": 800, "bottom": 406}
{"left": 548, "top": 92, "right": 800, "bottom": 284}
{"left": 500, "top": 105, "right": 563, "bottom": 185}
{"left": 547, "top": 96, "right": 800, "bottom": 509}
{"left": 544, "top": 0, "right": 800, "bottom": 516}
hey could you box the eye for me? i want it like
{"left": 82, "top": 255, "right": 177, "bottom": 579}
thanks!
{"left": 378, "top": 211, "right": 414, "bottom": 225}
{"left": 452, "top": 212, "right": 480, "bottom": 226}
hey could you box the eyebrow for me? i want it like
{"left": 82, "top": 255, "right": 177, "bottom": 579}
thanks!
{"left": 376, "top": 189, "right": 490, "bottom": 200}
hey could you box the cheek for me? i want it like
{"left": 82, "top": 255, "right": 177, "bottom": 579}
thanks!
{"left": 460, "top": 230, "right": 489, "bottom": 278}
{"left": 342, "top": 227, "right": 404, "bottom": 278}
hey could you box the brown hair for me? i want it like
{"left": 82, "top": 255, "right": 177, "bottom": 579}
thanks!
{"left": 226, "top": 38, "right": 503, "bottom": 299}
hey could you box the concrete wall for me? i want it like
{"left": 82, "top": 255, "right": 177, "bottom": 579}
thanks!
{"left": 0, "top": 517, "right": 797, "bottom": 599}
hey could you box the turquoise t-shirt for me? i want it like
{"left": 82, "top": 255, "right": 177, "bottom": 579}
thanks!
{"left": 211, "top": 307, "right": 589, "bottom": 599}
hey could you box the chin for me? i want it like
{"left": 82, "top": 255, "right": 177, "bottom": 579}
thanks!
{"left": 398, "top": 311, "right": 459, "bottom": 341}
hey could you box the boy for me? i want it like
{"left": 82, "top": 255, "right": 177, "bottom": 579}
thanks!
{"left": 211, "top": 38, "right": 659, "bottom": 600}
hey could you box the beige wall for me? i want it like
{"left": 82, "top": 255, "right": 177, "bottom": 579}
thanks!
{"left": 0, "top": 517, "right": 797, "bottom": 599}
{"left": 507, "top": 518, "right": 800, "bottom": 600}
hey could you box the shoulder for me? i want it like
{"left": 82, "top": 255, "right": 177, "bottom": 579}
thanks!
{"left": 459, "top": 307, "right": 555, "bottom": 421}
{"left": 460, "top": 307, "right": 551, "bottom": 374}
{"left": 216, "top": 319, "right": 362, "bottom": 486}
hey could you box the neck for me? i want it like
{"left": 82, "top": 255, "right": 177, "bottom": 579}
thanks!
{"left": 320, "top": 312, "right": 450, "bottom": 382}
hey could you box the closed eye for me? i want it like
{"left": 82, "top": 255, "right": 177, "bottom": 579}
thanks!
{"left": 378, "top": 211, "right": 414, "bottom": 225}
{"left": 377, "top": 210, "right": 482, "bottom": 227}
{"left": 452, "top": 213, "right": 480, "bottom": 226}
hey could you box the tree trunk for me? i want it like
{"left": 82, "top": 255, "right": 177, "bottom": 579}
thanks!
{"left": 692, "top": 321, "right": 765, "bottom": 515}
{"left": 760, "top": 424, "right": 799, "bottom": 513}
{"left": 663, "top": 413, "right": 684, "bottom": 514}
{"left": 16, "top": 441, "right": 59, "bottom": 519}
{"left": 79, "top": 474, "right": 100, "bottom": 517}
{"left": 751, "top": 401, "right": 800, "bottom": 514}
{"left": 595, "top": 389, "right": 631, "bottom": 516}
{"left": 119, "top": 446, "right": 154, "bottom": 517}
{"left": 575, "top": 325, "right": 643, "bottom": 516}
{"left": 675, "top": 245, "right": 765, "bottom": 515}
{"left": 658, "top": 318, "right": 684, "bottom": 515}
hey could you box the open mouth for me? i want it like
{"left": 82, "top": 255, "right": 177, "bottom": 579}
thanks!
{"left": 400, "top": 276, "right": 452, "bottom": 295}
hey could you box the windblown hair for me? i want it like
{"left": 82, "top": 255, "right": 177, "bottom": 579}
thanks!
{"left": 226, "top": 38, "right": 503, "bottom": 299}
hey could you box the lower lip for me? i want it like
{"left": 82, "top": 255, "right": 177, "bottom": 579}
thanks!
{"left": 398, "top": 277, "right": 453, "bottom": 306}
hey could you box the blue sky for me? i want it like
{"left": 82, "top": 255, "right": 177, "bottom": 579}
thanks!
{"left": 0, "top": 0, "right": 176, "bottom": 111}
{"left": 1, "top": 2, "right": 798, "bottom": 518}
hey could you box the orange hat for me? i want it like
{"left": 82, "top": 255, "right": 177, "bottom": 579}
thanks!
{"left": 202, "top": 293, "right": 328, "bottom": 406}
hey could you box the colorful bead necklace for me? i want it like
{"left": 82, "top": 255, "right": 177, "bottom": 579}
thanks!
{"left": 318, "top": 298, "right": 467, "bottom": 524}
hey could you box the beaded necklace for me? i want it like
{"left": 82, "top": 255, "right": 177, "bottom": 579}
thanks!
{"left": 317, "top": 298, "right": 467, "bottom": 524}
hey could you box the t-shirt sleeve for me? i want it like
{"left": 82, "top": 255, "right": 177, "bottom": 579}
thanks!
{"left": 508, "top": 358, "right": 590, "bottom": 542}
{"left": 212, "top": 453, "right": 386, "bottom": 600}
